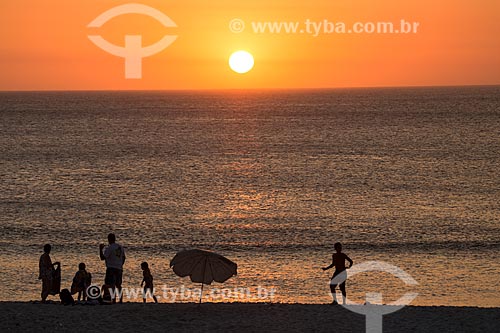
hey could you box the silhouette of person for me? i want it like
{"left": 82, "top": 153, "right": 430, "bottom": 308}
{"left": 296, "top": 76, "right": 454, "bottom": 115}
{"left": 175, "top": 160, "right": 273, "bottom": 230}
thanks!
{"left": 99, "top": 233, "right": 126, "bottom": 303}
{"left": 322, "top": 242, "right": 353, "bottom": 305}
{"left": 140, "top": 262, "right": 158, "bottom": 304}
{"left": 71, "top": 262, "right": 92, "bottom": 301}
{"left": 38, "top": 244, "right": 60, "bottom": 303}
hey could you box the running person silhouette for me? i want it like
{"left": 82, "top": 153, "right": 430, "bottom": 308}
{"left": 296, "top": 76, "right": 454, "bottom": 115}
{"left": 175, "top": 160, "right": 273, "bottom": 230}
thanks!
{"left": 322, "top": 242, "right": 353, "bottom": 305}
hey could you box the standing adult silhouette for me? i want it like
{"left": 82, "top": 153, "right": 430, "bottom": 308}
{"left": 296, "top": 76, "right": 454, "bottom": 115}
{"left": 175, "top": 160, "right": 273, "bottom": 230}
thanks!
{"left": 99, "top": 233, "right": 126, "bottom": 303}
{"left": 323, "top": 242, "right": 353, "bottom": 305}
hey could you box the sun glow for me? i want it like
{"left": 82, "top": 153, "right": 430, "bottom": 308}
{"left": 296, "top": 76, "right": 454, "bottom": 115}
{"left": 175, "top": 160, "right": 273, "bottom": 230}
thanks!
{"left": 229, "top": 51, "right": 254, "bottom": 74}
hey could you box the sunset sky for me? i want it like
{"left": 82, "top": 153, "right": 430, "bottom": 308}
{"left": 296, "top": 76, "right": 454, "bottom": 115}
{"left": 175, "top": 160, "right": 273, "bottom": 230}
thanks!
{"left": 0, "top": 0, "right": 499, "bottom": 90}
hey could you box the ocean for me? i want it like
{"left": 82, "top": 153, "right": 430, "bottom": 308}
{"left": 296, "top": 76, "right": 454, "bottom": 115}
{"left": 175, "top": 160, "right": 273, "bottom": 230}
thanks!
{"left": 0, "top": 86, "right": 499, "bottom": 306}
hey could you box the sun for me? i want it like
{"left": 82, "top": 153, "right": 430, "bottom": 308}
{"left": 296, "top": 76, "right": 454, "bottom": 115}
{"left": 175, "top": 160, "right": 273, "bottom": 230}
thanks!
{"left": 229, "top": 51, "right": 254, "bottom": 74}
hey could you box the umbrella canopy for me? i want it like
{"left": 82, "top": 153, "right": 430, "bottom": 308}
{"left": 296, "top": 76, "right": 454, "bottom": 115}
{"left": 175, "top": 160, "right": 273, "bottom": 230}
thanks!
{"left": 170, "top": 249, "right": 237, "bottom": 285}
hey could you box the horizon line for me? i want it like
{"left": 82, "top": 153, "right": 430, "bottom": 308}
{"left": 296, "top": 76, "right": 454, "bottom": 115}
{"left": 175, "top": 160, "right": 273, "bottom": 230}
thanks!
{"left": 1, "top": 83, "right": 499, "bottom": 93}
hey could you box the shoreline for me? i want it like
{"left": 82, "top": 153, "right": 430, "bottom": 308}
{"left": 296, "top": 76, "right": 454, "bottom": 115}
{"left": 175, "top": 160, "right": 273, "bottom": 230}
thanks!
{"left": 2, "top": 302, "right": 499, "bottom": 332}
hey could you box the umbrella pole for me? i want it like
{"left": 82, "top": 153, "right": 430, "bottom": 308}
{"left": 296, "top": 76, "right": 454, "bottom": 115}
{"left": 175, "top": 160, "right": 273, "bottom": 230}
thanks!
{"left": 199, "top": 257, "right": 208, "bottom": 304}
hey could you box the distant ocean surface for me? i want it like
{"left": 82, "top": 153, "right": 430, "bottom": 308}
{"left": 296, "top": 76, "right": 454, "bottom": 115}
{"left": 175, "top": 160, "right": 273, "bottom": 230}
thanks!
{"left": 0, "top": 87, "right": 499, "bottom": 306}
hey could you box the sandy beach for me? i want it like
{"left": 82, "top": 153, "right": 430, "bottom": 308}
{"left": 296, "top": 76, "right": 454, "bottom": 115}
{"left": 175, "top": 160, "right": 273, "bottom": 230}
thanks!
{"left": 2, "top": 302, "right": 499, "bottom": 332}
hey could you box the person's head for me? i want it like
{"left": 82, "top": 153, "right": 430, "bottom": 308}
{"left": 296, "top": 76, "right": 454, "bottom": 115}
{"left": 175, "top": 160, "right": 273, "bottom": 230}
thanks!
{"left": 79, "top": 262, "right": 86, "bottom": 271}
{"left": 43, "top": 244, "right": 51, "bottom": 254}
{"left": 141, "top": 262, "right": 149, "bottom": 270}
{"left": 334, "top": 242, "right": 342, "bottom": 252}
{"left": 107, "top": 233, "right": 116, "bottom": 244}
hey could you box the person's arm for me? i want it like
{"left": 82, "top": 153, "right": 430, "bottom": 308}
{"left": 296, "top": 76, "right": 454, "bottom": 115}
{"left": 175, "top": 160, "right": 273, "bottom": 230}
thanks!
{"left": 346, "top": 255, "right": 353, "bottom": 268}
{"left": 99, "top": 244, "right": 106, "bottom": 261}
{"left": 122, "top": 247, "right": 126, "bottom": 265}
{"left": 322, "top": 256, "right": 335, "bottom": 270}
{"left": 47, "top": 256, "right": 59, "bottom": 271}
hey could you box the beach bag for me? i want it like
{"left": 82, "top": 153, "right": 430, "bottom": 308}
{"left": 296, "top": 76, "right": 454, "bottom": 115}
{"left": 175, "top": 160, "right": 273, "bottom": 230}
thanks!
{"left": 50, "top": 265, "right": 61, "bottom": 295}
{"left": 60, "top": 288, "right": 74, "bottom": 305}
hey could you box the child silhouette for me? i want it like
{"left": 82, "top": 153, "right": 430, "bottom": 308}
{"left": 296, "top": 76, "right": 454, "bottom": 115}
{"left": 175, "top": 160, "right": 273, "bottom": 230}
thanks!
{"left": 141, "top": 262, "right": 158, "bottom": 304}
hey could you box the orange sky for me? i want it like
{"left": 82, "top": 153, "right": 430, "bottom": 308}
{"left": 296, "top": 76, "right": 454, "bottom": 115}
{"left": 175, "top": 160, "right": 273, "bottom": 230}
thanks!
{"left": 0, "top": 0, "right": 499, "bottom": 90}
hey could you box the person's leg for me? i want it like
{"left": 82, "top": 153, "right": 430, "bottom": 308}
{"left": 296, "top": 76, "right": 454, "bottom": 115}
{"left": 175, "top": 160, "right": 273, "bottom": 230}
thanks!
{"left": 329, "top": 283, "right": 338, "bottom": 304}
{"left": 150, "top": 286, "right": 158, "bottom": 303}
{"left": 41, "top": 278, "right": 50, "bottom": 302}
{"left": 104, "top": 268, "right": 114, "bottom": 287}
{"left": 143, "top": 287, "right": 147, "bottom": 303}
{"left": 333, "top": 270, "right": 347, "bottom": 304}
{"left": 78, "top": 291, "right": 82, "bottom": 301}
{"left": 104, "top": 268, "right": 117, "bottom": 303}
{"left": 116, "top": 269, "right": 123, "bottom": 303}
{"left": 339, "top": 281, "right": 346, "bottom": 304}
{"left": 105, "top": 268, "right": 115, "bottom": 303}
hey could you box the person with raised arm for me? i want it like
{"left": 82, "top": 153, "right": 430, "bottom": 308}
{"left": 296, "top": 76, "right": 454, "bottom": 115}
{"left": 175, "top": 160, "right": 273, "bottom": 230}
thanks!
{"left": 322, "top": 242, "right": 353, "bottom": 305}
{"left": 99, "top": 233, "right": 126, "bottom": 303}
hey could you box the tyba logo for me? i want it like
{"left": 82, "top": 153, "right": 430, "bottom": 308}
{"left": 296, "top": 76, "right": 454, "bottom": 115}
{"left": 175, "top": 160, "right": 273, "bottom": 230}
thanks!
{"left": 331, "top": 261, "right": 419, "bottom": 333}
{"left": 87, "top": 3, "right": 177, "bottom": 79}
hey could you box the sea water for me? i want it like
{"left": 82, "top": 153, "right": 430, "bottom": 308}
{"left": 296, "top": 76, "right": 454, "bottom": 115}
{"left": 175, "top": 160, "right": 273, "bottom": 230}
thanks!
{"left": 0, "top": 87, "right": 499, "bottom": 306}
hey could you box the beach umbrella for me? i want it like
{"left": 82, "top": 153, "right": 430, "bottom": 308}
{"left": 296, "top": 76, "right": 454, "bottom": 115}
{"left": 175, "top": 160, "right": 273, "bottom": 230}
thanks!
{"left": 170, "top": 249, "right": 237, "bottom": 303}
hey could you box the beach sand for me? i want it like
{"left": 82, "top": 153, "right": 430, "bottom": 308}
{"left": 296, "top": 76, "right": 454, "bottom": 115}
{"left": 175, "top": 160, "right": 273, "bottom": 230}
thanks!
{"left": 1, "top": 302, "right": 499, "bottom": 332}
